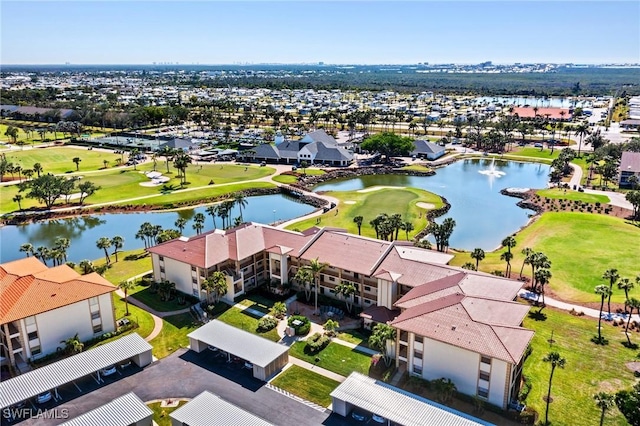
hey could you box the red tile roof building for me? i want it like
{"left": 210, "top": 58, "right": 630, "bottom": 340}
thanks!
{"left": 510, "top": 107, "right": 571, "bottom": 121}
{"left": 0, "top": 258, "right": 117, "bottom": 370}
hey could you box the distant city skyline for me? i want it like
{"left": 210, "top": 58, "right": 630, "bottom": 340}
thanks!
{"left": 1, "top": 1, "right": 639, "bottom": 65}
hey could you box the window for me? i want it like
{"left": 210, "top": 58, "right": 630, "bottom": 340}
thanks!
{"left": 478, "top": 387, "right": 489, "bottom": 398}
{"left": 192, "top": 277, "right": 197, "bottom": 284}
{"left": 89, "top": 297, "right": 99, "bottom": 306}
{"left": 159, "top": 255, "right": 164, "bottom": 261}
{"left": 28, "top": 331, "right": 38, "bottom": 341}
{"left": 354, "top": 272, "right": 359, "bottom": 279}
{"left": 191, "top": 266, "right": 196, "bottom": 272}
{"left": 30, "top": 346, "right": 41, "bottom": 356}
{"left": 364, "top": 286, "right": 371, "bottom": 292}
{"left": 160, "top": 267, "right": 165, "bottom": 273}
{"left": 93, "top": 324, "right": 103, "bottom": 333}
{"left": 364, "top": 299, "right": 372, "bottom": 305}
{"left": 193, "top": 289, "right": 199, "bottom": 297}
{"left": 414, "top": 336, "right": 423, "bottom": 344}
{"left": 414, "top": 351, "right": 423, "bottom": 360}
{"left": 479, "top": 371, "right": 490, "bottom": 381}
{"left": 91, "top": 311, "right": 101, "bottom": 320}
{"left": 25, "top": 316, "right": 36, "bottom": 326}
{"left": 413, "top": 365, "right": 423, "bottom": 375}
{"left": 328, "top": 276, "right": 335, "bottom": 282}
{"left": 481, "top": 356, "right": 491, "bottom": 365}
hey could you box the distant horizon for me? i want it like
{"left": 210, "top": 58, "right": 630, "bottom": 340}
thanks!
{"left": 1, "top": 2, "right": 638, "bottom": 65}
{"left": 3, "top": 62, "right": 640, "bottom": 67}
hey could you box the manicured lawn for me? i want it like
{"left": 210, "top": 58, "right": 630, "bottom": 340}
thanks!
{"left": 286, "top": 187, "right": 443, "bottom": 239}
{"left": 272, "top": 174, "right": 298, "bottom": 184}
{"left": 236, "top": 293, "right": 275, "bottom": 314}
{"left": 336, "top": 329, "right": 371, "bottom": 348}
{"left": 1, "top": 146, "right": 121, "bottom": 174}
{"left": 522, "top": 307, "right": 637, "bottom": 426}
{"left": 149, "top": 313, "right": 201, "bottom": 358}
{"left": 270, "top": 365, "right": 340, "bottom": 407}
{"left": 400, "top": 164, "right": 432, "bottom": 172}
{"left": 95, "top": 249, "right": 152, "bottom": 284}
{"left": 112, "top": 293, "right": 155, "bottom": 339}
{"left": 451, "top": 212, "right": 640, "bottom": 303}
{"left": 289, "top": 341, "right": 371, "bottom": 377}
{"left": 216, "top": 307, "right": 281, "bottom": 341}
{"left": 536, "top": 188, "right": 610, "bottom": 204}
{"left": 147, "top": 401, "right": 188, "bottom": 426}
{"left": 130, "top": 285, "right": 191, "bottom": 312}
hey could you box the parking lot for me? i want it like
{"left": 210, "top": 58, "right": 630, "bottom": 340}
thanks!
{"left": 12, "top": 349, "right": 352, "bottom": 426}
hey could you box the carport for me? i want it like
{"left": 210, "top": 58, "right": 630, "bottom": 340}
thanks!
{"left": 188, "top": 320, "right": 288, "bottom": 381}
{"left": 0, "top": 333, "right": 153, "bottom": 411}
{"left": 170, "top": 390, "right": 274, "bottom": 426}
{"left": 61, "top": 392, "right": 153, "bottom": 426}
{"left": 331, "top": 372, "right": 493, "bottom": 426}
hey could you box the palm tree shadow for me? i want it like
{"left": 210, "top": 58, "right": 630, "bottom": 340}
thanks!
{"left": 528, "top": 310, "right": 547, "bottom": 321}
{"left": 620, "top": 341, "right": 639, "bottom": 350}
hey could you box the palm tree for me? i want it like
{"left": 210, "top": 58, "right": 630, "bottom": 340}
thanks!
{"left": 470, "top": 248, "right": 485, "bottom": 270}
{"left": 368, "top": 323, "right": 397, "bottom": 366}
{"left": 593, "top": 392, "right": 615, "bottom": 426}
{"left": 13, "top": 194, "right": 23, "bottom": 210}
{"left": 118, "top": 280, "right": 136, "bottom": 316}
{"left": 79, "top": 259, "right": 94, "bottom": 274}
{"left": 535, "top": 269, "right": 552, "bottom": 307}
{"left": 543, "top": 351, "right": 566, "bottom": 425}
{"left": 402, "top": 221, "right": 415, "bottom": 240}
{"left": 174, "top": 217, "right": 187, "bottom": 234}
{"left": 624, "top": 298, "right": 640, "bottom": 346}
{"left": 72, "top": 157, "right": 81, "bottom": 171}
{"left": 574, "top": 122, "right": 590, "bottom": 157}
{"left": 501, "top": 236, "right": 517, "bottom": 275}
{"left": 61, "top": 333, "right": 84, "bottom": 355}
{"left": 302, "top": 258, "right": 328, "bottom": 315}
{"left": 202, "top": 271, "right": 227, "bottom": 303}
{"left": 602, "top": 268, "right": 619, "bottom": 316}
{"left": 294, "top": 267, "right": 313, "bottom": 302}
{"left": 334, "top": 281, "right": 357, "bottom": 313}
{"left": 205, "top": 205, "right": 218, "bottom": 229}
{"left": 159, "top": 146, "right": 175, "bottom": 173}
{"left": 617, "top": 278, "right": 635, "bottom": 305}
{"left": 54, "top": 236, "right": 70, "bottom": 263}
{"left": 500, "top": 251, "right": 514, "bottom": 276}
{"left": 96, "top": 237, "right": 112, "bottom": 265}
{"left": 192, "top": 212, "right": 205, "bottom": 235}
{"left": 19, "top": 243, "right": 34, "bottom": 258}
{"left": 353, "top": 216, "right": 363, "bottom": 235}
{"left": 33, "top": 162, "right": 43, "bottom": 177}
{"left": 461, "top": 262, "right": 477, "bottom": 271}
{"left": 595, "top": 284, "right": 611, "bottom": 343}
{"left": 233, "top": 192, "right": 248, "bottom": 222}
{"left": 530, "top": 252, "right": 551, "bottom": 292}
{"left": 111, "top": 236, "right": 124, "bottom": 262}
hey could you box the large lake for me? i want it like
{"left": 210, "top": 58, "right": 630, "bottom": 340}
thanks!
{"left": 313, "top": 159, "right": 550, "bottom": 250}
{"left": 0, "top": 194, "right": 315, "bottom": 263}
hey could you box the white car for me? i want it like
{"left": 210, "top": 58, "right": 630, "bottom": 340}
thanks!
{"left": 372, "top": 414, "right": 386, "bottom": 423}
{"left": 36, "top": 391, "right": 52, "bottom": 404}
{"left": 101, "top": 364, "right": 117, "bottom": 376}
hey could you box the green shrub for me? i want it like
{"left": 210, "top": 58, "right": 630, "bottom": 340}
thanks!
{"left": 258, "top": 316, "right": 278, "bottom": 332}
{"left": 305, "top": 332, "right": 330, "bottom": 353}
{"left": 288, "top": 315, "right": 311, "bottom": 335}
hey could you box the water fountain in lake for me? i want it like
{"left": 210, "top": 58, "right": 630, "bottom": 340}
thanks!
{"left": 478, "top": 158, "right": 506, "bottom": 188}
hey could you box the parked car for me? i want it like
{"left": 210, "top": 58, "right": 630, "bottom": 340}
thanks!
{"left": 351, "top": 409, "right": 369, "bottom": 422}
{"left": 244, "top": 361, "right": 254, "bottom": 370}
{"left": 372, "top": 414, "right": 387, "bottom": 423}
{"left": 260, "top": 161, "right": 266, "bottom": 166}
{"left": 534, "top": 143, "right": 543, "bottom": 148}
{"left": 36, "top": 391, "right": 52, "bottom": 404}
{"left": 101, "top": 364, "right": 117, "bottom": 376}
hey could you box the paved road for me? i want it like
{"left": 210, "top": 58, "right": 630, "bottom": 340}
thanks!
{"left": 17, "top": 349, "right": 349, "bottom": 426}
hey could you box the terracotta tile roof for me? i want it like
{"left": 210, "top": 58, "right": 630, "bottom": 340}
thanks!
{"left": 395, "top": 273, "right": 467, "bottom": 309}
{"left": 148, "top": 232, "right": 209, "bottom": 268}
{"left": 391, "top": 295, "right": 533, "bottom": 364}
{"left": 0, "top": 259, "right": 116, "bottom": 324}
{"left": 374, "top": 250, "right": 459, "bottom": 288}
{"left": 299, "top": 230, "right": 392, "bottom": 275}
{"left": 360, "top": 306, "right": 401, "bottom": 323}
{"left": 511, "top": 107, "right": 571, "bottom": 120}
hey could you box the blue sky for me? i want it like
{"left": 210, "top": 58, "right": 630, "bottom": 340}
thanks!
{"left": 2, "top": 1, "right": 639, "bottom": 65}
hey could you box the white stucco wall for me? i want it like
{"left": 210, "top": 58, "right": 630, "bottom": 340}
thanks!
{"left": 161, "top": 257, "right": 194, "bottom": 296}
{"left": 488, "top": 358, "right": 508, "bottom": 408}
{"left": 420, "top": 338, "right": 479, "bottom": 398}
{"left": 376, "top": 278, "right": 395, "bottom": 309}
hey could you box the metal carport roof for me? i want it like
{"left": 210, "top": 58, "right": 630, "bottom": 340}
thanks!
{"left": 60, "top": 392, "right": 152, "bottom": 426}
{"left": 331, "top": 372, "right": 493, "bottom": 426}
{"left": 170, "top": 391, "right": 274, "bottom": 426}
{"left": 187, "top": 320, "right": 288, "bottom": 368}
{"left": 0, "top": 333, "right": 152, "bottom": 409}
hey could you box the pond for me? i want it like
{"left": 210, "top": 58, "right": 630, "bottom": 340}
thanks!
{"left": 313, "top": 159, "right": 550, "bottom": 250}
{"left": 0, "top": 194, "right": 315, "bottom": 263}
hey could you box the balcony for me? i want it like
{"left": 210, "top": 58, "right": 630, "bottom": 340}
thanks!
{"left": 8, "top": 322, "right": 19, "bottom": 337}
{"left": 223, "top": 269, "right": 242, "bottom": 282}
{"left": 10, "top": 337, "right": 22, "bottom": 350}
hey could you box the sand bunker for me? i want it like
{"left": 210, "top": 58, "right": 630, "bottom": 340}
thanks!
{"left": 416, "top": 202, "right": 436, "bottom": 209}
{"left": 357, "top": 185, "right": 405, "bottom": 193}
{"left": 343, "top": 201, "right": 356, "bottom": 204}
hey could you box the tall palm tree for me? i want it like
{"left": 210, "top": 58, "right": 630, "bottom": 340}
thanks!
{"left": 334, "top": 281, "right": 357, "bottom": 313}
{"left": 205, "top": 205, "right": 218, "bottom": 229}
{"left": 192, "top": 212, "right": 205, "bottom": 235}
{"left": 530, "top": 252, "right": 551, "bottom": 292}
{"left": 54, "top": 236, "right": 70, "bottom": 263}
{"left": 595, "top": 284, "right": 611, "bottom": 343}
{"left": 593, "top": 392, "right": 615, "bottom": 426}
{"left": 602, "top": 268, "right": 619, "bottom": 316}
{"left": 470, "top": 248, "right": 485, "bottom": 270}
{"left": 118, "top": 280, "right": 136, "bottom": 316}
{"left": 500, "top": 251, "right": 514, "bottom": 276}
{"left": 543, "top": 351, "right": 566, "bottom": 425}
{"left": 233, "top": 192, "right": 248, "bottom": 222}
{"left": 174, "top": 217, "right": 187, "bottom": 234}
{"left": 401, "top": 221, "right": 414, "bottom": 240}
{"left": 501, "top": 236, "right": 517, "bottom": 275}
{"left": 535, "top": 268, "right": 552, "bottom": 307}
{"left": 12, "top": 194, "right": 23, "bottom": 210}
{"left": 617, "top": 278, "right": 635, "bottom": 305}
{"left": 202, "top": 271, "right": 228, "bottom": 303}
{"left": 111, "top": 236, "right": 124, "bottom": 262}
{"left": 353, "top": 216, "right": 363, "bottom": 235}
{"left": 624, "top": 298, "right": 640, "bottom": 346}
{"left": 96, "top": 237, "right": 112, "bottom": 265}
{"left": 302, "top": 258, "right": 328, "bottom": 315}
{"left": 19, "top": 243, "right": 34, "bottom": 258}
{"left": 574, "top": 122, "right": 590, "bottom": 157}
{"left": 294, "top": 267, "right": 314, "bottom": 302}
{"left": 79, "top": 259, "right": 94, "bottom": 274}
{"left": 33, "top": 162, "right": 43, "bottom": 177}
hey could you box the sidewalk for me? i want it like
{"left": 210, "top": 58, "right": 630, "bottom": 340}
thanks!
{"left": 288, "top": 357, "right": 346, "bottom": 383}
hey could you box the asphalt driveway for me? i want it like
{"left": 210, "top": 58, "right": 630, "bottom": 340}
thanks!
{"left": 13, "top": 349, "right": 349, "bottom": 426}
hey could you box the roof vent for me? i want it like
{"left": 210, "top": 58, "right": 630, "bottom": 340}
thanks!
{"left": 51, "top": 293, "right": 56, "bottom": 297}
{"left": 183, "top": 248, "right": 186, "bottom": 252}
{"left": 451, "top": 325, "right": 457, "bottom": 331}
